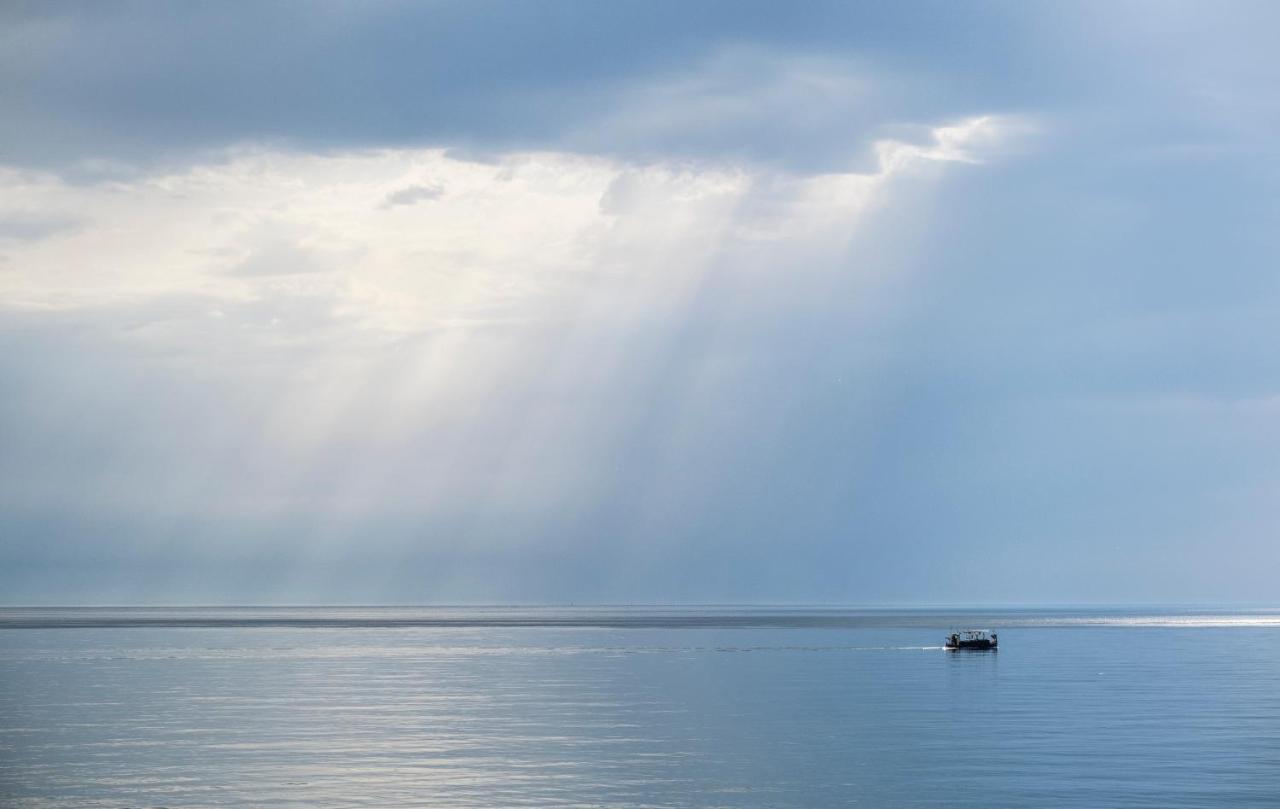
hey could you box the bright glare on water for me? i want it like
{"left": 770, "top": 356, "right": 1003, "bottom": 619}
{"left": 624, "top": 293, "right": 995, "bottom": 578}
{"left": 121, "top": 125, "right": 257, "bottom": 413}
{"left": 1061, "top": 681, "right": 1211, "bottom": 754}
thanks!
{"left": 2, "top": 607, "right": 1280, "bottom": 807}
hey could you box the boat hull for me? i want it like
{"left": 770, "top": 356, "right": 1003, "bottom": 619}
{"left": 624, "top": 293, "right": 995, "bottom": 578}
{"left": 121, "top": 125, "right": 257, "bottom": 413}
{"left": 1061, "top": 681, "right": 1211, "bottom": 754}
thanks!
{"left": 945, "top": 640, "right": 997, "bottom": 650}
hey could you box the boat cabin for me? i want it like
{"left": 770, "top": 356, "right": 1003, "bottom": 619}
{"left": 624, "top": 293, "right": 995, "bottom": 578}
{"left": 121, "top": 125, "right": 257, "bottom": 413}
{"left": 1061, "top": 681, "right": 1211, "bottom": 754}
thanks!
{"left": 945, "top": 629, "right": 997, "bottom": 650}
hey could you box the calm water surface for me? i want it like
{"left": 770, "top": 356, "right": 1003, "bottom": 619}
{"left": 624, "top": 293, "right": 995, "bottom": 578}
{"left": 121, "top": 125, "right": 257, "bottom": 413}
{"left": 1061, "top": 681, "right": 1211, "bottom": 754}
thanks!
{"left": 2, "top": 607, "right": 1279, "bottom": 807}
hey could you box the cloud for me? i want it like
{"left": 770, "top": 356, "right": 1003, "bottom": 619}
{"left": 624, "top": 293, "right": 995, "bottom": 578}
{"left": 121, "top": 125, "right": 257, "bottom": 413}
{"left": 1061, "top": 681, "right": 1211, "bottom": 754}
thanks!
{"left": 0, "top": 116, "right": 1009, "bottom": 602}
{"left": 381, "top": 183, "right": 444, "bottom": 208}
{"left": 0, "top": 118, "right": 1008, "bottom": 332}
{"left": 0, "top": 3, "right": 1044, "bottom": 176}
{"left": 567, "top": 47, "right": 883, "bottom": 171}
{"left": 226, "top": 236, "right": 335, "bottom": 278}
{"left": 0, "top": 210, "right": 83, "bottom": 241}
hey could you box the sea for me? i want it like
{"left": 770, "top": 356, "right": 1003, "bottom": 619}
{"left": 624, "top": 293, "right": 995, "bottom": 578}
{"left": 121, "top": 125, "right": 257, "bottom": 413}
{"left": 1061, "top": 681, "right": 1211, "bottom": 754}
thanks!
{"left": 2, "top": 606, "right": 1279, "bottom": 808}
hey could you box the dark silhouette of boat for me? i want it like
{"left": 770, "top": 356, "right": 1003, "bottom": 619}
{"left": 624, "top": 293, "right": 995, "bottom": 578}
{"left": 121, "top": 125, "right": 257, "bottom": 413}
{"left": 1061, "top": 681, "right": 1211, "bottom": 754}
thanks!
{"left": 945, "top": 629, "right": 997, "bottom": 650}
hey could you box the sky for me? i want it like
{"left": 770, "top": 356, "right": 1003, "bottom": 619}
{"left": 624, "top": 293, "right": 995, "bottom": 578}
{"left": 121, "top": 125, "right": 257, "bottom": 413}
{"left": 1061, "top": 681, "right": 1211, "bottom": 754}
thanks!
{"left": 3, "top": 1, "right": 1280, "bottom": 605}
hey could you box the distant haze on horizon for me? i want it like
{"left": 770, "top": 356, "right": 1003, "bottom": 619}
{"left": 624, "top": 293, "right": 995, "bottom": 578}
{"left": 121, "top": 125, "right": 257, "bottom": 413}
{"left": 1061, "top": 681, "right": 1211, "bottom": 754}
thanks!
{"left": 3, "top": 1, "right": 1280, "bottom": 605}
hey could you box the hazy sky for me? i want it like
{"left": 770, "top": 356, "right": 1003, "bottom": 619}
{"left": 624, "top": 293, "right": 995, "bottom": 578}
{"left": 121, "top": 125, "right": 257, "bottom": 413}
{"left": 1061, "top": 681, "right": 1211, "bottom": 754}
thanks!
{"left": 3, "top": 1, "right": 1280, "bottom": 604}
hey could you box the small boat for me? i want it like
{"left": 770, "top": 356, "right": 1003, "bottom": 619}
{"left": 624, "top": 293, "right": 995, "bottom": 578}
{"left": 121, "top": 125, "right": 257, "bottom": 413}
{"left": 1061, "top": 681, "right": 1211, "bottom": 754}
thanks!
{"left": 945, "top": 629, "right": 997, "bottom": 650}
